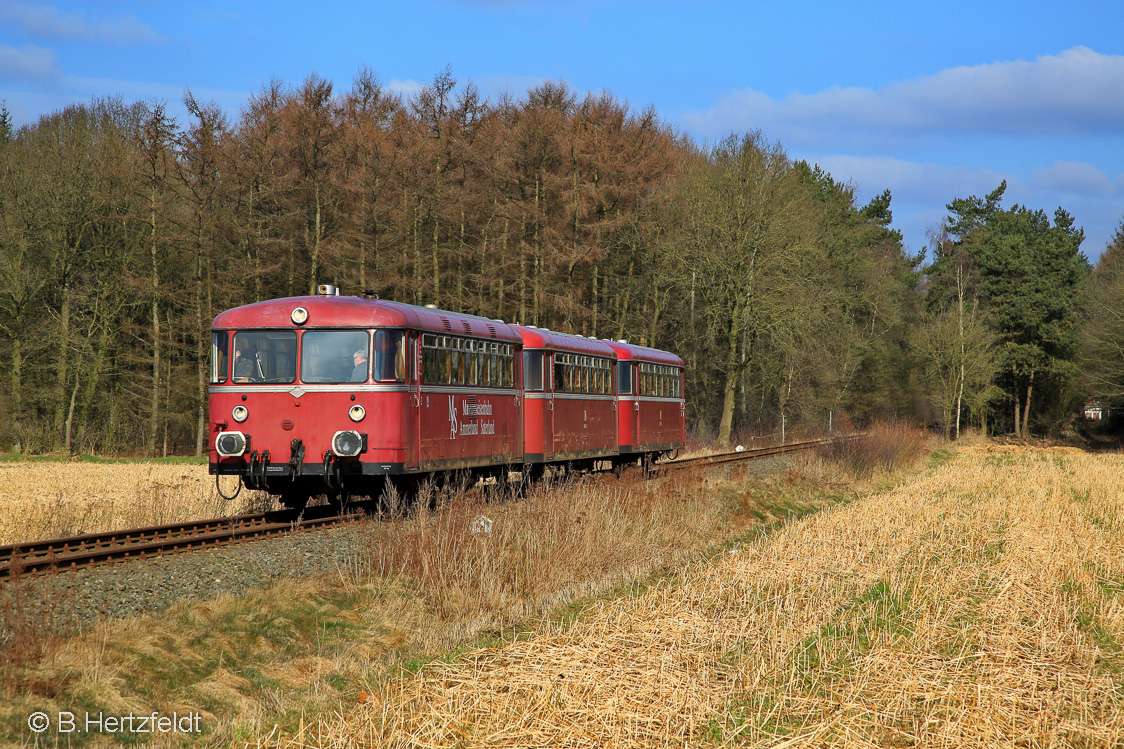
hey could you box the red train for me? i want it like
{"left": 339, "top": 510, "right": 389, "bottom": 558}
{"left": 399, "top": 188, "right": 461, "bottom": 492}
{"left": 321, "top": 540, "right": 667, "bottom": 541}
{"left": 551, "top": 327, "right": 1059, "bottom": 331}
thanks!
{"left": 208, "top": 286, "right": 685, "bottom": 507}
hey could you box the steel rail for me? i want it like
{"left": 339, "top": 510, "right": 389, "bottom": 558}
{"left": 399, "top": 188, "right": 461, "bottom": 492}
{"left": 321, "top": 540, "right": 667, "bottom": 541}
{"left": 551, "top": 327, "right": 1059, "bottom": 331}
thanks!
{"left": 0, "top": 504, "right": 362, "bottom": 580}
{"left": 660, "top": 434, "right": 861, "bottom": 472}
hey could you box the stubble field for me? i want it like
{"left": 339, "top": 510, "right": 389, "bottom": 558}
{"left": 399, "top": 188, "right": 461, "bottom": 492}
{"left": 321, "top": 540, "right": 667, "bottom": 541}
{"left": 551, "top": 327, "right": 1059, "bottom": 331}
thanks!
{"left": 292, "top": 444, "right": 1124, "bottom": 748}
{"left": 2, "top": 440, "right": 1122, "bottom": 748}
{"left": 0, "top": 460, "right": 272, "bottom": 545}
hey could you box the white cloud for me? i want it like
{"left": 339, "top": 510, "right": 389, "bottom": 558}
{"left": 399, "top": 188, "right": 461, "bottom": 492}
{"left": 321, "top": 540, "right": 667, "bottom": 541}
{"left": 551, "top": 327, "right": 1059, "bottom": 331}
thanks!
{"left": 806, "top": 154, "right": 1124, "bottom": 258}
{"left": 387, "top": 78, "right": 425, "bottom": 97}
{"left": 809, "top": 155, "right": 1008, "bottom": 206}
{"left": 0, "top": 43, "right": 59, "bottom": 80}
{"left": 684, "top": 47, "right": 1124, "bottom": 144}
{"left": 1030, "top": 161, "right": 1116, "bottom": 196}
{"left": 1, "top": 3, "right": 163, "bottom": 45}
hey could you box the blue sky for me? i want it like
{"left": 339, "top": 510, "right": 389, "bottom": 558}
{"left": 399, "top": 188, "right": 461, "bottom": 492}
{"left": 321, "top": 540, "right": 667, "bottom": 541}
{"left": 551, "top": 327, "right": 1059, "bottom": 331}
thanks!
{"left": 1, "top": 0, "right": 1122, "bottom": 260}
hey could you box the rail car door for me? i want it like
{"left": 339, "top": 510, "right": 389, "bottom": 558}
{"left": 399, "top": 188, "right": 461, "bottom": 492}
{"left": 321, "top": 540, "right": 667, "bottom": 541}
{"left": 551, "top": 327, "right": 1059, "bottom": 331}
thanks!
{"left": 618, "top": 360, "right": 639, "bottom": 453}
{"left": 544, "top": 351, "right": 555, "bottom": 461}
{"left": 407, "top": 332, "right": 421, "bottom": 470}
{"left": 632, "top": 363, "right": 642, "bottom": 451}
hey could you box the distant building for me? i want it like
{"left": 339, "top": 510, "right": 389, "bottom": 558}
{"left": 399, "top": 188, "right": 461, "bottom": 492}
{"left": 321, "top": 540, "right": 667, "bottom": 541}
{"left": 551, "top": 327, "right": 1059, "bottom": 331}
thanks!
{"left": 1084, "top": 399, "right": 1104, "bottom": 420}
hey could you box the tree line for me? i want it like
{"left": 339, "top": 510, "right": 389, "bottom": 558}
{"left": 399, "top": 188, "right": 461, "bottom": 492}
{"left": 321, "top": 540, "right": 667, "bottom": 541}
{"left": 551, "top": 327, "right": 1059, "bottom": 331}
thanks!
{"left": 0, "top": 68, "right": 1119, "bottom": 455}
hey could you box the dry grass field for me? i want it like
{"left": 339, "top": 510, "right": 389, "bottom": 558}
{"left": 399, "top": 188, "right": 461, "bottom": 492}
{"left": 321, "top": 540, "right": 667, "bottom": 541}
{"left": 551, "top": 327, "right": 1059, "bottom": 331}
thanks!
{"left": 0, "top": 460, "right": 274, "bottom": 544}
{"left": 284, "top": 445, "right": 1124, "bottom": 748}
{"left": 0, "top": 443, "right": 865, "bottom": 747}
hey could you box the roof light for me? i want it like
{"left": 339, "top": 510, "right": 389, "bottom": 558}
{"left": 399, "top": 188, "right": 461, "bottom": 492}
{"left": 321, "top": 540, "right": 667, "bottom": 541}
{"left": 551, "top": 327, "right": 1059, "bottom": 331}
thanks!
{"left": 291, "top": 307, "right": 309, "bottom": 325}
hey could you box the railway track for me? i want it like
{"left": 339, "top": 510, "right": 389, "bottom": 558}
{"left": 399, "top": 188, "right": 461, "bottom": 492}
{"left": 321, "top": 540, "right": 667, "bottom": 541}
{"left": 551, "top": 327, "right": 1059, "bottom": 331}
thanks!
{"left": 661, "top": 435, "right": 860, "bottom": 472}
{"left": 0, "top": 434, "right": 859, "bottom": 580}
{"left": 0, "top": 504, "right": 364, "bottom": 580}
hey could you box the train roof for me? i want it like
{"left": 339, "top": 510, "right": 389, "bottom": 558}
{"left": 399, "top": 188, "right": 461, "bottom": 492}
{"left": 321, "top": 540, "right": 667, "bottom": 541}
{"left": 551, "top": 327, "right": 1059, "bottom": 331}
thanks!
{"left": 212, "top": 295, "right": 523, "bottom": 344}
{"left": 605, "top": 340, "right": 684, "bottom": 367}
{"left": 513, "top": 325, "right": 619, "bottom": 357}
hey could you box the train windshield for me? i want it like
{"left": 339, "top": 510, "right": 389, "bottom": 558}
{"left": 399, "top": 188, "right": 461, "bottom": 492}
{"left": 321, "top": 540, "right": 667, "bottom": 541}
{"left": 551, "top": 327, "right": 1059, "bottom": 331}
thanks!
{"left": 231, "top": 331, "right": 297, "bottom": 384}
{"left": 301, "top": 330, "right": 370, "bottom": 383}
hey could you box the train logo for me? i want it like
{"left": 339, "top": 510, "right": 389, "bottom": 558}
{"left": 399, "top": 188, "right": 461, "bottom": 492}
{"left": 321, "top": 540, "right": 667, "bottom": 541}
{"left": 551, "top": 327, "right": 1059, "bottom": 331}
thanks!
{"left": 448, "top": 396, "right": 459, "bottom": 440}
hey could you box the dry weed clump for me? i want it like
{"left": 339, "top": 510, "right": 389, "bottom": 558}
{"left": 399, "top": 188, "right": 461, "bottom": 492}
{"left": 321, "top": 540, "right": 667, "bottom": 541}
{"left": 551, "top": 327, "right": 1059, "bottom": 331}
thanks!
{"left": 816, "top": 422, "right": 928, "bottom": 478}
{"left": 0, "top": 462, "right": 275, "bottom": 544}
{"left": 340, "top": 469, "right": 734, "bottom": 654}
{"left": 294, "top": 447, "right": 1124, "bottom": 748}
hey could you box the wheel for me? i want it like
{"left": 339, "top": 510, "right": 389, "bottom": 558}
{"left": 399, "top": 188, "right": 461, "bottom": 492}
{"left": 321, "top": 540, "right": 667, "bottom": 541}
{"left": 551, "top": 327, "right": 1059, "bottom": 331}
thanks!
{"left": 326, "top": 490, "right": 352, "bottom": 513}
{"left": 279, "top": 489, "right": 310, "bottom": 511}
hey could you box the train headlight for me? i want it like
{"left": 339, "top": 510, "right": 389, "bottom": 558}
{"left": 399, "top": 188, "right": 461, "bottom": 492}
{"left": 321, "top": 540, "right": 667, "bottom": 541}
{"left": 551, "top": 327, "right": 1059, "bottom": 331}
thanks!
{"left": 291, "top": 306, "right": 309, "bottom": 325}
{"left": 215, "top": 431, "right": 248, "bottom": 457}
{"left": 348, "top": 405, "right": 365, "bottom": 422}
{"left": 332, "top": 430, "right": 363, "bottom": 457}
{"left": 232, "top": 405, "right": 249, "bottom": 423}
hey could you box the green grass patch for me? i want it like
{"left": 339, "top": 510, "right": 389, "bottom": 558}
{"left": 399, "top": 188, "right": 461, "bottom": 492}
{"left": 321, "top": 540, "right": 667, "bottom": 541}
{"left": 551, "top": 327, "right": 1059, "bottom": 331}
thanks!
{"left": 927, "top": 446, "right": 956, "bottom": 469}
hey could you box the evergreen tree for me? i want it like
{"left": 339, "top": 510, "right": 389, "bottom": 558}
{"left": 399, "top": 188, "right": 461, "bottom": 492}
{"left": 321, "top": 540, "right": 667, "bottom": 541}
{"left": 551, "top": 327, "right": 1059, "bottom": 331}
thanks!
{"left": 931, "top": 183, "right": 1089, "bottom": 436}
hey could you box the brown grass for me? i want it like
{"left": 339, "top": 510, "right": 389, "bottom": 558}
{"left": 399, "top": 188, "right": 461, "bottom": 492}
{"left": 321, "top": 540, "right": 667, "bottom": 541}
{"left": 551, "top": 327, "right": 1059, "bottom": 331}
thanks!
{"left": 0, "top": 462, "right": 276, "bottom": 544}
{"left": 815, "top": 422, "right": 929, "bottom": 477}
{"left": 0, "top": 429, "right": 945, "bottom": 746}
{"left": 0, "top": 452, "right": 871, "bottom": 747}
{"left": 282, "top": 446, "right": 1124, "bottom": 748}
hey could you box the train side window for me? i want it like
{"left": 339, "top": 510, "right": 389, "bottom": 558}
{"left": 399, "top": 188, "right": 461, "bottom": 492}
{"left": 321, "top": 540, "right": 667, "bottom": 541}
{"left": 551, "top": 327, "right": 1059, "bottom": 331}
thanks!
{"left": 423, "top": 347, "right": 438, "bottom": 384}
{"left": 618, "top": 362, "right": 632, "bottom": 395}
{"left": 466, "top": 351, "right": 478, "bottom": 386}
{"left": 440, "top": 348, "right": 451, "bottom": 385}
{"left": 553, "top": 355, "right": 564, "bottom": 392}
{"left": 373, "top": 330, "right": 405, "bottom": 383}
{"left": 450, "top": 349, "right": 461, "bottom": 386}
{"left": 211, "top": 332, "right": 229, "bottom": 384}
{"left": 407, "top": 333, "right": 418, "bottom": 383}
{"left": 523, "top": 351, "right": 543, "bottom": 392}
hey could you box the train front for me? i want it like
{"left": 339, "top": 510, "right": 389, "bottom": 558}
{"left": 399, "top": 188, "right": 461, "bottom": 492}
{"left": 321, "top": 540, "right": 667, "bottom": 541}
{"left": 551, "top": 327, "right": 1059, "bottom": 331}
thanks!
{"left": 208, "top": 286, "right": 412, "bottom": 508}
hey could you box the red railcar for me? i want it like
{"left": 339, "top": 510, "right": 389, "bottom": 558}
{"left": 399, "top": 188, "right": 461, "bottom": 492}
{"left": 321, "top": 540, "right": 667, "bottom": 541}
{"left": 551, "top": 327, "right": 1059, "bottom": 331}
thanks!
{"left": 209, "top": 288, "right": 685, "bottom": 505}
{"left": 605, "top": 340, "right": 686, "bottom": 467}
{"left": 209, "top": 286, "right": 521, "bottom": 506}
{"left": 515, "top": 326, "right": 619, "bottom": 470}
